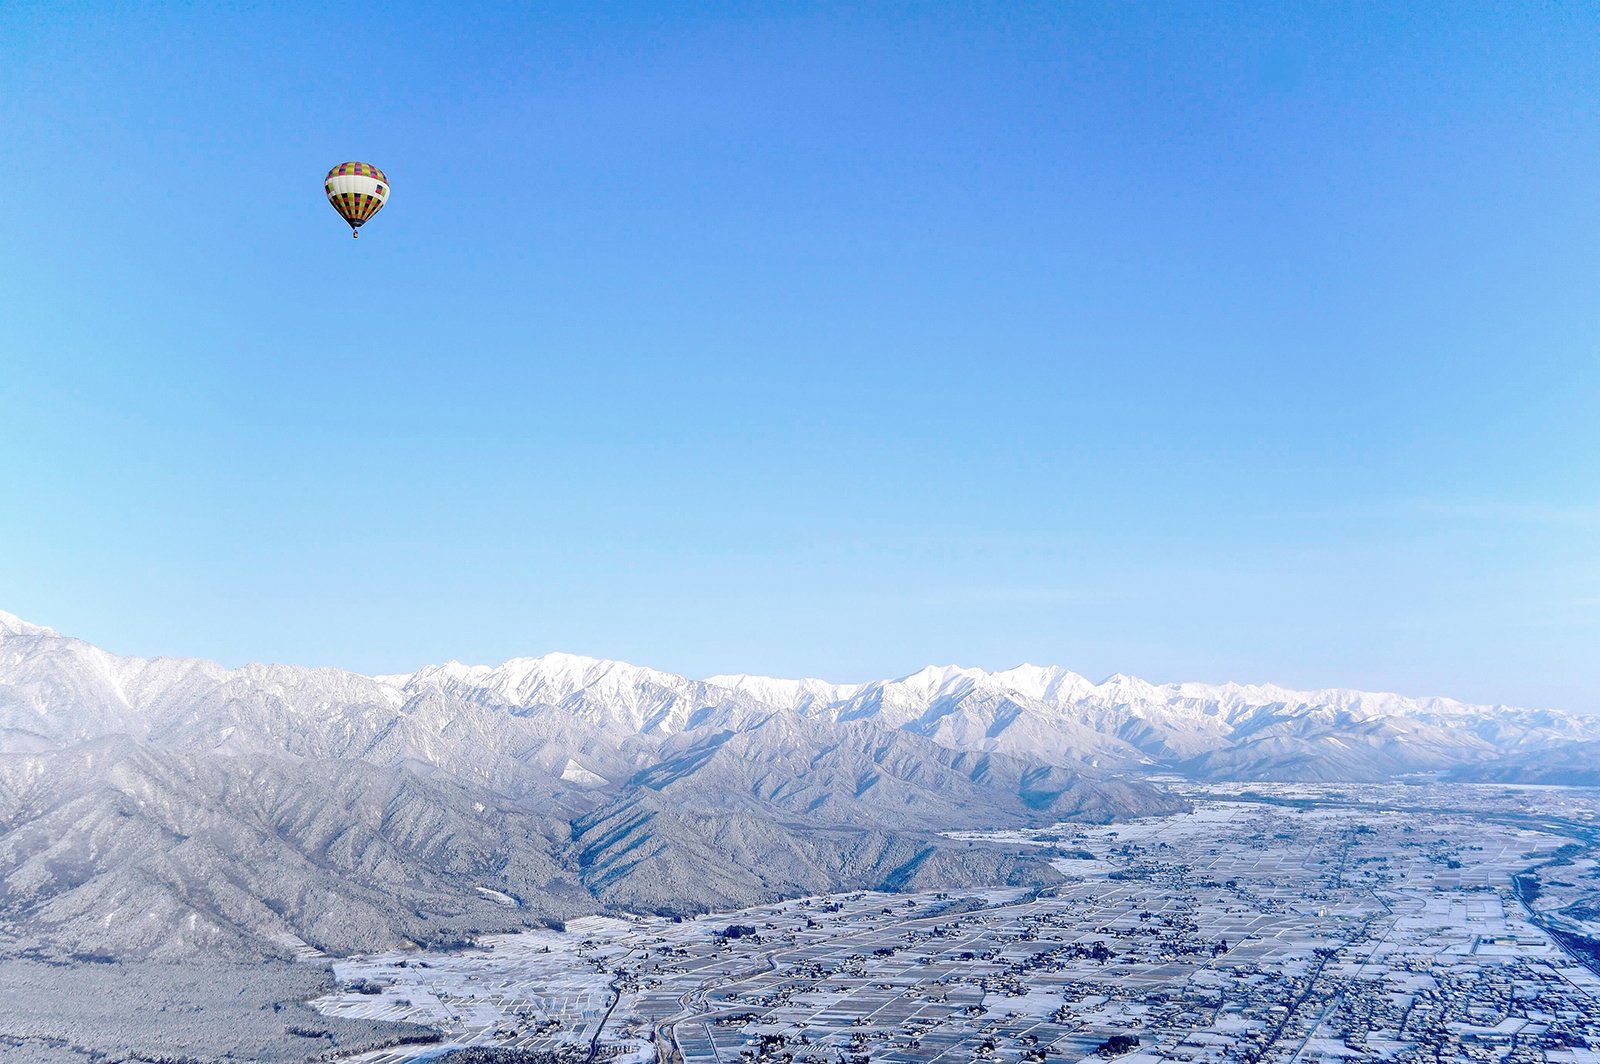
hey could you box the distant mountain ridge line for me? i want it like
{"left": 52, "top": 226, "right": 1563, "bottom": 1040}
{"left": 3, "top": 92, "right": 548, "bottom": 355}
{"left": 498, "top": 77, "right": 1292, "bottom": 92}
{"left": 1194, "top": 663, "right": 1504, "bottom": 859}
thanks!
{"left": 389, "top": 649, "right": 1535, "bottom": 720}
{"left": 2, "top": 608, "right": 1593, "bottom": 790}
{"left": 0, "top": 608, "right": 1548, "bottom": 724}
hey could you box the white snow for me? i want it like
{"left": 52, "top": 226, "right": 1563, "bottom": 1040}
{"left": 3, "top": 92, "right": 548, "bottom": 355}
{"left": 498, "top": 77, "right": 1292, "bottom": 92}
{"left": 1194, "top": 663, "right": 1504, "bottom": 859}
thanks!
{"left": 560, "top": 759, "right": 609, "bottom": 786}
{"left": 0, "top": 606, "right": 1587, "bottom": 774}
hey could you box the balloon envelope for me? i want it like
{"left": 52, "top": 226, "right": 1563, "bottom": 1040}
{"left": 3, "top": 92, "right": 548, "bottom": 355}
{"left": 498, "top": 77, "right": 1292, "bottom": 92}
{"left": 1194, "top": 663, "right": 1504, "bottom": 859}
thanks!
{"left": 325, "top": 162, "right": 389, "bottom": 234}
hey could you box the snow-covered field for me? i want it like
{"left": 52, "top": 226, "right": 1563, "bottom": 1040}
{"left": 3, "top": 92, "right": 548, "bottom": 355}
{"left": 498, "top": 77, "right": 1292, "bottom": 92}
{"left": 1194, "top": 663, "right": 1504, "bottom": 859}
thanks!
{"left": 316, "top": 782, "right": 1600, "bottom": 1062}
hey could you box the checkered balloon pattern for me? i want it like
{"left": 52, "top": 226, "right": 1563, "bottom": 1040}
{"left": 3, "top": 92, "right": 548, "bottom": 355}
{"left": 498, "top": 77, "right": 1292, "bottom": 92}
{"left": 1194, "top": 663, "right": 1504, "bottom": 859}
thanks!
{"left": 325, "top": 162, "right": 390, "bottom": 231}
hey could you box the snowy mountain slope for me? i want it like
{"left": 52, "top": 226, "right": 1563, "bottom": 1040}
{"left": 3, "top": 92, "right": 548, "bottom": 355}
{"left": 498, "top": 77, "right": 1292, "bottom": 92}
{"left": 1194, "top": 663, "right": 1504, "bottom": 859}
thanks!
{"left": 3, "top": 609, "right": 1592, "bottom": 786}
{"left": 0, "top": 612, "right": 1184, "bottom": 962}
{"left": 705, "top": 673, "right": 864, "bottom": 714}
{"left": 1, "top": 603, "right": 1590, "bottom": 964}
{"left": 407, "top": 652, "right": 764, "bottom": 736}
{"left": 0, "top": 735, "right": 587, "bottom": 959}
{"left": 710, "top": 661, "right": 1596, "bottom": 779}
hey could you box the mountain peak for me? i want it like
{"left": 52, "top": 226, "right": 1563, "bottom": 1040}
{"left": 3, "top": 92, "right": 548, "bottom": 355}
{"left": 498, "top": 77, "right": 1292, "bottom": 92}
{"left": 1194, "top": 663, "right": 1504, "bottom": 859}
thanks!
{"left": 706, "top": 673, "right": 865, "bottom": 709}
{"left": 991, "top": 663, "right": 1095, "bottom": 702}
{"left": 896, "top": 664, "right": 988, "bottom": 691}
{"left": 0, "top": 609, "right": 55, "bottom": 638}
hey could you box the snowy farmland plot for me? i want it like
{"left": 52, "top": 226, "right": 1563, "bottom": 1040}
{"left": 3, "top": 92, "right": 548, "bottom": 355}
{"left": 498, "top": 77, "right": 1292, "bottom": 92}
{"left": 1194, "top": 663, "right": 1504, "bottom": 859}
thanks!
{"left": 315, "top": 782, "right": 1600, "bottom": 1063}
{"left": 0, "top": 958, "right": 437, "bottom": 1064}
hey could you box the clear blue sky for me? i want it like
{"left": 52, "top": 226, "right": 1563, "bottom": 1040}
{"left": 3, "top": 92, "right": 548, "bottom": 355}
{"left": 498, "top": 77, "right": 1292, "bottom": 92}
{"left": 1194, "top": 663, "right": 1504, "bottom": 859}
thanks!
{"left": 1, "top": 2, "right": 1595, "bottom": 709}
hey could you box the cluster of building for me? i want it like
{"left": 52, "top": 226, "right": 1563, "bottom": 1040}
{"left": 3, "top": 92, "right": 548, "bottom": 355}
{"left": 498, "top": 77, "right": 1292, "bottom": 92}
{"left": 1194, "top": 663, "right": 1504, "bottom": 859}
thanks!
{"left": 320, "top": 782, "right": 1600, "bottom": 1062}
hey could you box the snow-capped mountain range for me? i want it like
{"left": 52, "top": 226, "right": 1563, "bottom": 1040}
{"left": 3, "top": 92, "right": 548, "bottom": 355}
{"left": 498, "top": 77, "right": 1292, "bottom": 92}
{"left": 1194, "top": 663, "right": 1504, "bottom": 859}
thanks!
{"left": 1, "top": 607, "right": 1593, "bottom": 962}
{"left": 2, "top": 608, "right": 1590, "bottom": 782}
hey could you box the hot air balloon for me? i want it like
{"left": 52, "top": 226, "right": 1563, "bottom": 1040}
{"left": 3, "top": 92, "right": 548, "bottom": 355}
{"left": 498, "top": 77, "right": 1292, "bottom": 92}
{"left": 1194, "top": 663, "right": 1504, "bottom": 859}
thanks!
{"left": 325, "top": 162, "right": 389, "bottom": 238}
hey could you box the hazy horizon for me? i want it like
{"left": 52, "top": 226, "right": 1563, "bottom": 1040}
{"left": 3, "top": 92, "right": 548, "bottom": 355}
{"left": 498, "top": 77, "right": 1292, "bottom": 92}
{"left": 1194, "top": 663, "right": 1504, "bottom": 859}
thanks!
{"left": 2, "top": 604, "right": 1584, "bottom": 716}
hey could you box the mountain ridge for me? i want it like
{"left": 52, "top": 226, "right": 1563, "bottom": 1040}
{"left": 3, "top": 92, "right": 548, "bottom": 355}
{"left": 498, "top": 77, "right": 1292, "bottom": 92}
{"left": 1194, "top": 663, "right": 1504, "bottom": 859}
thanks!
{"left": 3, "top": 609, "right": 1592, "bottom": 964}
{"left": 5, "top": 611, "right": 1589, "bottom": 781}
{"left": 0, "top": 611, "right": 1185, "bottom": 963}
{"left": 4, "top": 609, "right": 1562, "bottom": 731}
